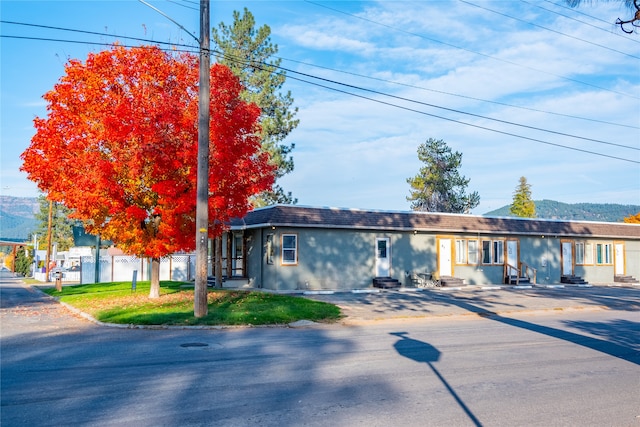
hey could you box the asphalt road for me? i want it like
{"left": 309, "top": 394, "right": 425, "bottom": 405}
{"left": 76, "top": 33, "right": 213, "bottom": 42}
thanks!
{"left": 1, "top": 272, "right": 639, "bottom": 426}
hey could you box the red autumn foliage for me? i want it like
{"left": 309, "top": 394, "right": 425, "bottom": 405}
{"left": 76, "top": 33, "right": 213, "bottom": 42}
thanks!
{"left": 21, "top": 45, "right": 274, "bottom": 258}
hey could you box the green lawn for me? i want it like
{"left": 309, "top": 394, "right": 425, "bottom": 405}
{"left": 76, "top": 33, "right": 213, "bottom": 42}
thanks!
{"left": 41, "top": 281, "right": 342, "bottom": 326}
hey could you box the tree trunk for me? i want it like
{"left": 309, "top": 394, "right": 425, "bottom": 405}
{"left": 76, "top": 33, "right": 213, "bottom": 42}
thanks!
{"left": 149, "top": 257, "right": 160, "bottom": 298}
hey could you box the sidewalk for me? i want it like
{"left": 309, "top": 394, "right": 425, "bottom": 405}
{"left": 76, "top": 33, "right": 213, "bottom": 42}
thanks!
{"left": 301, "top": 284, "right": 640, "bottom": 323}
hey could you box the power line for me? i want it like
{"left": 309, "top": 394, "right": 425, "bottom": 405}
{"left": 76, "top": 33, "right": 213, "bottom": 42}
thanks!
{"left": 304, "top": 0, "right": 639, "bottom": 100}
{"left": 281, "top": 71, "right": 640, "bottom": 164}
{"left": 280, "top": 57, "right": 640, "bottom": 131}
{"left": 137, "top": 0, "right": 198, "bottom": 42}
{"left": 2, "top": 24, "right": 638, "bottom": 163}
{"left": 165, "top": 0, "right": 198, "bottom": 12}
{"left": 5, "top": 19, "right": 636, "bottom": 131}
{"left": 1, "top": 20, "right": 198, "bottom": 50}
{"left": 543, "top": 0, "right": 640, "bottom": 35}
{"left": 274, "top": 63, "right": 638, "bottom": 151}
{"left": 460, "top": 0, "right": 639, "bottom": 59}
{"left": 213, "top": 50, "right": 639, "bottom": 160}
{"left": 523, "top": 0, "right": 640, "bottom": 43}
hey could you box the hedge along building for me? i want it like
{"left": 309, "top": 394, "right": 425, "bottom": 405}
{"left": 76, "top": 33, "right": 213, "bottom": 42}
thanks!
{"left": 224, "top": 205, "right": 640, "bottom": 291}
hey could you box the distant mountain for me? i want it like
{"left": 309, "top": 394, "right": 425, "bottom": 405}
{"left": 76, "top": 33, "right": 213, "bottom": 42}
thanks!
{"left": 484, "top": 200, "right": 640, "bottom": 222}
{"left": 0, "top": 196, "right": 39, "bottom": 240}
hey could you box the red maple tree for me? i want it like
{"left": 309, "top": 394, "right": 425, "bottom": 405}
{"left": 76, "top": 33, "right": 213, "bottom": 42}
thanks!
{"left": 21, "top": 45, "right": 274, "bottom": 297}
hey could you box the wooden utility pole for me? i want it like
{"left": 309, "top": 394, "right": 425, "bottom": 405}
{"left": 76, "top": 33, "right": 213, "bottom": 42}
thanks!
{"left": 194, "top": 0, "right": 210, "bottom": 317}
{"left": 44, "top": 200, "right": 53, "bottom": 282}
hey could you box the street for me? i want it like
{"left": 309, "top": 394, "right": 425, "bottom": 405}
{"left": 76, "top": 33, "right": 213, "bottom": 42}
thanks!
{"left": 1, "top": 271, "right": 639, "bottom": 426}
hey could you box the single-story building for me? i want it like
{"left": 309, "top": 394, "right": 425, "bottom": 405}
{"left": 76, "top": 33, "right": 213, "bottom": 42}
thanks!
{"left": 220, "top": 205, "right": 640, "bottom": 291}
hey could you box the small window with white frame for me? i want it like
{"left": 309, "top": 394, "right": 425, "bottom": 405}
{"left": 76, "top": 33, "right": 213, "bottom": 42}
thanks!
{"left": 455, "top": 239, "right": 467, "bottom": 264}
{"left": 281, "top": 234, "right": 298, "bottom": 266}
{"left": 492, "top": 240, "right": 504, "bottom": 264}
{"left": 584, "top": 242, "right": 594, "bottom": 265}
{"left": 482, "top": 240, "right": 492, "bottom": 264}
{"left": 596, "top": 243, "right": 612, "bottom": 265}
{"left": 468, "top": 239, "right": 479, "bottom": 264}
{"left": 456, "top": 239, "right": 479, "bottom": 265}
{"left": 481, "top": 239, "right": 504, "bottom": 265}
{"left": 575, "top": 242, "right": 584, "bottom": 265}
{"left": 576, "top": 241, "right": 594, "bottom": 265}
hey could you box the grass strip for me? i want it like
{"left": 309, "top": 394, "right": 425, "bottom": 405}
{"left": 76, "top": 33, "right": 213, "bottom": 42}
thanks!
{"left": 41, "top": 281, "right": 342, "bottom": 326}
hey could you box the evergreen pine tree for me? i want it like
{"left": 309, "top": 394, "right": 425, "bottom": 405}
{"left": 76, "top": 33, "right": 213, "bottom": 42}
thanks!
{"left": 406, "top": 138, "right": 480, "bottom": 213}
{"left": 509, "top": 177, "right": 536, "bottom": 218}
{"left": 213, "top": 8, "right": 299, "bottom": 206}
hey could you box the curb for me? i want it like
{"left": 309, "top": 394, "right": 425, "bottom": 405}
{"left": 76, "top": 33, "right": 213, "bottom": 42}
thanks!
{"left": 24, "top": 280, "right": 638, "bottom": 330}
{"left": 27, "top": 284, "right": 312, "bottom": 330}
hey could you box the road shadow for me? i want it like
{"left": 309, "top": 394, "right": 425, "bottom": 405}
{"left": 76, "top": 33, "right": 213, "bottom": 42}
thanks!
{"left": 315, "top": 287, "right": 640, "bottom": 366}
{"left": 1, "top": 278, "right": 399, "bottom": 426}
{"left": 390, "top": 332, "right": 483, "bottom": 427}
{"left": 449, "top": 299, "right": 640, "bottom": 366}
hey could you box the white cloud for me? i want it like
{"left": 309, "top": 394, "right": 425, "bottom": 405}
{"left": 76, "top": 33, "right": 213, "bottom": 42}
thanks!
{"left": 3, "top": 0, "right": 638, "bottom": 213}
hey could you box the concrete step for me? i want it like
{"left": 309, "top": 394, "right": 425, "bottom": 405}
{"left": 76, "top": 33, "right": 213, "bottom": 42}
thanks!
{"left": 372, "top": 277, "right": 402, "bottom": 289}
{"left": 561, "top": 275, "right": 588, "bottom": 285}
{"left": 440, "top": 276, "right": 465, "bottom": 287}
{"left": 507, "top": 276, "right": 531, "bottom": 285}
{"left": 614, "top": 275, "right": 638, "bottom": 283}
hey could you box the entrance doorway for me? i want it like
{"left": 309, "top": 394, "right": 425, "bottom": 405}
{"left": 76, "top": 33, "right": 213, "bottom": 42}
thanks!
{"left": 438, "top": 238, "right": 452, "bottom": 277}
{"left": 375, "top": 237, "right": 390, "bottom": 277}
{"left": 561, "top": 241, "right": 573, "bottom": 276}
{"left": 614, "top": 242, "right": 625, "bottom": 276}
{"left": 506, "top": 240, "right": 519, "bottom": 277}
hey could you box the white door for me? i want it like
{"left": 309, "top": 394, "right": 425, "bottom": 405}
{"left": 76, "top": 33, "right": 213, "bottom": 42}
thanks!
{"left": 562, "top": 242, "right": 573, "bottom": 276}
{"left": 506, "top": 240, "right": 518, "bottom": 277}
{"left": 439, "top": 238, "right": 452, "bottom": 277}
{"left": 375, "top": 238, "right": 390, "bottom": 277}
{"left": 614, "top": 243, "right": 624, "bottom": 276}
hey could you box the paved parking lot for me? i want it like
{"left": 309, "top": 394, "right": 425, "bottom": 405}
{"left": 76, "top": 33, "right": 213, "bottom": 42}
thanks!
{"left": 302, "top": 284, "right": 640, "bottom": 323}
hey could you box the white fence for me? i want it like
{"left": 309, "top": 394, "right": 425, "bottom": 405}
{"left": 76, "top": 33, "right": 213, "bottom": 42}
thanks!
{"left": 34, "top": 271, "right": 81, "bottom": 282}
{"left": 80, "top": 254, "right": 196, "bottom": 284}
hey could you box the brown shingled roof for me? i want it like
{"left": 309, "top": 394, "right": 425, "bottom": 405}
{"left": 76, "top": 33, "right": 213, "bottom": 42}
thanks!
{"left": 230, "top": 205, "right": 640, "bottom": 239}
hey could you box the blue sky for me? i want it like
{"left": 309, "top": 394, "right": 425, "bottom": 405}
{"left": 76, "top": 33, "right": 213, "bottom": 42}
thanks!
{"left": 1, "top": 0, "right": 639, "bottom": 214}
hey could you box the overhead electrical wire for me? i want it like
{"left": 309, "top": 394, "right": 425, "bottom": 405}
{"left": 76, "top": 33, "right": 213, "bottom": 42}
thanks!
{"left": 280, "top": 72, "right": 639, "bottom": 164}
{"left": 279, "top": 65, "right": 639, "bottom": 151}
{"left": 1, "top": 19, "right": 197, "bottom": 51}
{"left": 4, "top": 19, "right": 637, "bottom": 132}
{"left": 1, "top": 22, "right": 638, "bottom": 163}
{"left": 217, "top": 52, "right": 640, "bottom": 158}
{"left": 543, "top": 0, "right": 640, "bottom": 36}
{"left": 165, "top": 0, "right": 198, "bottom": 12}
{"left": 280, "top": 57, "right": 640, "bottom": 130}
{"left": 522, "top": 0, "right": 640, "bottom": 43}
{"left": 304, "top": 0, "right": 639, "bottom": 100}
{"left": 460, "top": 0, "right": 640, "bottom": 59}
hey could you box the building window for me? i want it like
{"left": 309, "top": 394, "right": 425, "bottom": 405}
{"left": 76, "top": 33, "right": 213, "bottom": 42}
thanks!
{"left": 455, "top": 239, "right": 467, "bottom": 264}
{"left": 596, "top": 243, "right": 612, "bottom": 265}
{"left": 282, "top": 234, "right": 298, "bottom": 265}
{"left": 455, "top": 239, "right": 478, "bottom": 264}
{"left": 584, "top": 242, "right": 594, "bottom": 265}
{"left": 468, "top": 240, "right": 479, "bottom": 264}
{"left": 576, "top": 242, "right": 593, "bottom": 265}
{"left": 482, "top": 240, "right": 504, "bottom": 265}
{"left": 266, "top": 234, "right": 274, "bottom": 265}
{"left": 482, "top": 240, "right": 492, "bottom": 264}
{"left": 575, "top": 242, "right": 584, "bottom": 265}
{"left": 493, "top": 240, "right": 504, "bottom": 264}
{"left": 234, "top": 234, "right": 243, "bottom": 258}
